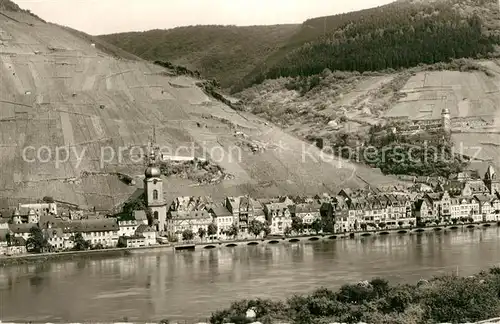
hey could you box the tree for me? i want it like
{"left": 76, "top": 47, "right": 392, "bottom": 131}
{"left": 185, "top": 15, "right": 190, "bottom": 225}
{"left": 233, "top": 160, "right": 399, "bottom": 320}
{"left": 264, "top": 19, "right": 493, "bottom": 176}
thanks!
{"left": 311, "top": 219, "right": 322, "bottom": 234}
{"left": 182, "top": 229, "right": 195, "bottom": 241}
{"left": 146, "top": 208, "right": 154, "bottom": 227}
{"left": 451, "top": 218, "right": 458, "bottom": 224}
{"left": 322, "top": 219, "right": 335, "bottom": 234}
{"left": 227, "top": 223, "right": 239, "bottom": 239}
{"left": 72, "top": 232, "right": 90, "bottom": 251}
{"left": 422, "top": 276, "right": 500, "bottom": 323}
{"left": 26, "top": 226, "right": 49, "bottom": 253}
{"left": 5, "top": 232, "right": 11, "bottom": 247}
{"left": 92, "top": 243, "right": 104, "bottom": 250}
{"left": 117, "top": 236, "right": 127, "bottom": 248}
{"left": 291, "top": 217, "right": 303, "bottom": 234}
{"left": 263, "top": 223, "right": 271, "bottom": 237}
{"left": 284, "top": 226, "right": 292, "bottom": 237}
{"left": 360, "top": 223, "right": 368, "bottom": 231}
{"left": 353, "top": 220, "right": 359, "bottom": 231}
{"left": 207, "top": 222, "right": 218, "bottom": 238}
{"left": 198, "top": 227, "right": 207, "bottom": 241}
{"left": 248, "top": 219, "right": 264, "bottom": 238}
{"left": 398, "top": 221, "right": 404, "bottom": 228}
{"left": 378, "top": 222, "right": 386, "bottom": 229}
{"left": 468, "top": 216, "right": 474, "bottom": 223}
{"left": 409, "top": 220, "right": 415, "bottom": 227}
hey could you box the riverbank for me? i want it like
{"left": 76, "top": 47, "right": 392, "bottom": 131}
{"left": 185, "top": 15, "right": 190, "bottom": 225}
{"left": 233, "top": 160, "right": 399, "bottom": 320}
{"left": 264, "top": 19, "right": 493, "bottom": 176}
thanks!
{"left": 0, "top": 244, "right": 170, "bottom": 267}
{"left": 1, "top": 221, "right": 497, "bottom": 267}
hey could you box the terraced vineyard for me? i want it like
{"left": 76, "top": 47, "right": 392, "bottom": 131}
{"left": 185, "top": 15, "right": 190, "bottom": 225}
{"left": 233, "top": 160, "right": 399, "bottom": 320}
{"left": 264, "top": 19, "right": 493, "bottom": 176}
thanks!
{"left": 0, "top": 9, "right": 399, "bottom": 210}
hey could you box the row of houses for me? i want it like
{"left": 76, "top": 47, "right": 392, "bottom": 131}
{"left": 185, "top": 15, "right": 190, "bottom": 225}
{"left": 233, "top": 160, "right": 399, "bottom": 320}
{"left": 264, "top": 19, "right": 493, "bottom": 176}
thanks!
{"left": 1, "top": 188, "right": 499, "bottom": 256}
{"left": 2, "top": 164, "right": 500, "bottom": 255}
{"left": 0, "top": 212, "right": 158, "bottom": 255}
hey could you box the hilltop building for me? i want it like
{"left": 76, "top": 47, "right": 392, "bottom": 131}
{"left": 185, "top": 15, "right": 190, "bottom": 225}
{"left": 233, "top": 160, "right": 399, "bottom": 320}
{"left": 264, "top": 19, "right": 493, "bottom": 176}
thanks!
{"left": 442, "top": 106, "right": 451, "bottom": 134}
{"left": 387, "top": 105, "right": 490, "bottom": 134}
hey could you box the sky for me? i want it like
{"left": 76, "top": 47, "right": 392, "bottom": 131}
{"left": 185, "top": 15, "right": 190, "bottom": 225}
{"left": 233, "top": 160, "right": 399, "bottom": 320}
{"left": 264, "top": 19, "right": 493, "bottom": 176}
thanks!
{"left": 14, "top": 0, "right": 394, "bottom": 35}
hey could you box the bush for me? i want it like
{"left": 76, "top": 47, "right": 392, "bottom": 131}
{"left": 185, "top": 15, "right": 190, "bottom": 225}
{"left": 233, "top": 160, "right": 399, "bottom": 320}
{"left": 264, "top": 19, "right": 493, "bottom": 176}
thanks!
{"left": 210, "top": 269, "right": 500, "bottom": 324}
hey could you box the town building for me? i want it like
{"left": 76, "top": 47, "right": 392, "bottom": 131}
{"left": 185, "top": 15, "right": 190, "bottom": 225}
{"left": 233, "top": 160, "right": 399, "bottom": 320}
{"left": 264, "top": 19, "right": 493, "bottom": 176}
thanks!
{"left": 261, "top": 197, "right": 293, "bottom": 235}
{"left": 18, "top": 202, "right": 57, "bottom": 216}
{"left": 167, "top": 209, "right": 212, "bottom": 241}
{"left": 450, "top": 196, "right": 481, "bottom": 222}
{"left": 414, "top": 198, "right": 433, "bottom": 223}
{"left": 118, "top": 219, "right": 139, "bottom": 237}
{"left": 9, "top": 223, "right": 36, "bottom": 241}
{"left": 124, "top": 224, "right": 158, "bottom": 247}
{"left": 484, "top": 165, "right": 500, "bottom": 195}
{"left": 225, "top": 196, "right": 265, "bottom": 235}
{"left": 424, "top": 191, "right": 452, "bottom": 222}
{"left": 332, "top": 196, "right": 351, "bottom": 232}
{"left": 208, "top": 203, "right": 234, "bottom": 240}
{"left": 290, "top": 202, "right": 321, "bottom": 226}
{"left": 69, "top": 219, "right": 120, "bottom": 248}
{"left": 43, "top": 227, "right": 70, "bottom": 251}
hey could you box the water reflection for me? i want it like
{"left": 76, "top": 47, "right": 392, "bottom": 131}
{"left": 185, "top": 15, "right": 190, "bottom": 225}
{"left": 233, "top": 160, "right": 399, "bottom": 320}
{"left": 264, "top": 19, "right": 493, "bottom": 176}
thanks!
{"left": 2, "top": 228, "right": 500, "bottom": 322}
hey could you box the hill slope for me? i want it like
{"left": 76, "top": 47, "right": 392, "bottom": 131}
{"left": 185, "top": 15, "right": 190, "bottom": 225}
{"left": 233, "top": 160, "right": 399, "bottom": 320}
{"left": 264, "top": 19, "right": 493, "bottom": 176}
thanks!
{"left": 99, "top": 25, "right": 299, "bottom": 90}
{"left": 100, "top": 0, "right": 500, "bottom": 94}
{"left": 0, "top": 5, "right": 399, "bottom": 210}
{"left": 238, "top": 0, "right": 500, "bottom": 91}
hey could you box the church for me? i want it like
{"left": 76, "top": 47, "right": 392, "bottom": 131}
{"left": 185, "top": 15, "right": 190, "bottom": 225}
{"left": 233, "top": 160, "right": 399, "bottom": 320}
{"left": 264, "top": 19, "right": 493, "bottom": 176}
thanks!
{"left": 143, "top": 146, "right": 167, "bottom": 233}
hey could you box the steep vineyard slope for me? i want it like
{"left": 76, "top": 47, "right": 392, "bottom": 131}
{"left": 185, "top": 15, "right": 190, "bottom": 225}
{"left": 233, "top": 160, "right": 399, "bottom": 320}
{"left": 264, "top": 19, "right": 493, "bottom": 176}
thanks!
{"left": 0, "top": 8, "right": 398, "bottom": 210}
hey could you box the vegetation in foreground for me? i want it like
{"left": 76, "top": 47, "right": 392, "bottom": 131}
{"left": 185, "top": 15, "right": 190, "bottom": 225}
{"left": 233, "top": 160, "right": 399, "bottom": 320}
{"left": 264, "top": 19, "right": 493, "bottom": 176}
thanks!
{"left": 209, "top": 267, "right": 500, "bottom": 324}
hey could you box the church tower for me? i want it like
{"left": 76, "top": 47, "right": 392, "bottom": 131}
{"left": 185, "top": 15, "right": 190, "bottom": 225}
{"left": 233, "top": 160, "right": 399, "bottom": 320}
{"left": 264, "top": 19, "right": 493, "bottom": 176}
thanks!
{"left": 11, "top": 209, "right": 21, "bottom": 224}
{"left": 143, "top": 129, "right": 167, "bottom": 232}
{"left": 441, "top": 106, "right": 451, "bottom": 134}
{"left": 484, "top": 165, "right": 500, "bottom": 195}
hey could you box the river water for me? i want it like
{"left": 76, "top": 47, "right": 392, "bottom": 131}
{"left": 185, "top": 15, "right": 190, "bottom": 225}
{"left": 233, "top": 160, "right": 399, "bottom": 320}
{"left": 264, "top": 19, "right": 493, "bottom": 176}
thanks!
{"left": 1, "top": 227, "right": 500, "bottom": 323}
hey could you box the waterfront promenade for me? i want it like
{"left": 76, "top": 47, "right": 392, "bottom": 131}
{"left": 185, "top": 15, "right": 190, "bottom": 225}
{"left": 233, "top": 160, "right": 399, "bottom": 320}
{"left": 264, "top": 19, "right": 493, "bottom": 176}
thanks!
{"left": 1, "top": 220, "right": 497, "bottom": 266}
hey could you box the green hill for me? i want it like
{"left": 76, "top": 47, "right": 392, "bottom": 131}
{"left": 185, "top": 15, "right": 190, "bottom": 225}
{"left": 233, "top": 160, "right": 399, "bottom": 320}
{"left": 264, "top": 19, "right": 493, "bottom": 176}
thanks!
{"left": 100, "top": 0, "right": 500, "bottom": 94}
{"left": 99, "top": 25, "right": 299, "bottom": 89}
{"left": 237, "top": 0, "right": 500, "bottom": 92}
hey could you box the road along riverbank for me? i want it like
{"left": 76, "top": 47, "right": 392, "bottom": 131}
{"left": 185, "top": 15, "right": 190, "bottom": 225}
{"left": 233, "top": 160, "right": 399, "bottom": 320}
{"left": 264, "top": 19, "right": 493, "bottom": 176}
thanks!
{"left": 1, "top": 221, "right": 497, "bottom": 267}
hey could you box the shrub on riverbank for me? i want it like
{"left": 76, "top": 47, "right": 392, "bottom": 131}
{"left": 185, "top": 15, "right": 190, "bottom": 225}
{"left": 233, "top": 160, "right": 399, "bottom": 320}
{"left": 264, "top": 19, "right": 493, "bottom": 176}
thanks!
{"left": 209, "top": 267, "right": 500, "bottom": 324}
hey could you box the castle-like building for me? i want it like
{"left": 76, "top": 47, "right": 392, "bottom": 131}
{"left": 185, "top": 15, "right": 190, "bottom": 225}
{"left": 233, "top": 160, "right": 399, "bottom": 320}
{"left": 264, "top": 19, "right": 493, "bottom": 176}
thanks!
{"left": 388, "top": 105, "right": 490, "bottom": 134}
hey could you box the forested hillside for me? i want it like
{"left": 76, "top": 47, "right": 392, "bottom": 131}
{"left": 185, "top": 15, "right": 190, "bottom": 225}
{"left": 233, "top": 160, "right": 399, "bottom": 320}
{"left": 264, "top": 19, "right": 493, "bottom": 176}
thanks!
{"left": 100, "top": 25, "right": 299, "bottom": 89}
{"left": 100, "top": 0, "right": 500, "bottom": 93}
{"left": 239, "top": 0, "right": 500, "bottom": 91}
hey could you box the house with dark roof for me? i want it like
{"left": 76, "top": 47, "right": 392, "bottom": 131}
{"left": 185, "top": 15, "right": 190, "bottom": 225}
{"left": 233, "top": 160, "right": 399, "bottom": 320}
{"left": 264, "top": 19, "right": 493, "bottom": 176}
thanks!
{"left": 70, "top": 219, "right": 119, "bottom": 248}
{"left": 450, "top": 196, "right": 481, "bottom": 222}
{"left": 225, "top": 196, "right": 266, "bottom": 235}
{"left": 9, "top": 223, "right": 37, "bottom": 240}
{"left": 43, "top": 227, "right": 69, "bottom": 251}
{"left": 123, "top": 224, "right": 158, "bottom": 248}
{"left": 5, "top": 237, "right": 26, "bottom": 255}
{"left": 260, "top": 197, "right": 293, "bottom": 235}
{"left": 133, "top": 210, "right": 149, "bottom": 225}
{"left": 414, "top": 198, "right": 434, "bottom": 223}
{"left": 208, "top": 203, "right": 233, "bottom": 239}
{"left": 167, "top": 209, "right": 212, "bottom": 240}
{"left": 290, "top": 202, "right": 321, "bottom": 226}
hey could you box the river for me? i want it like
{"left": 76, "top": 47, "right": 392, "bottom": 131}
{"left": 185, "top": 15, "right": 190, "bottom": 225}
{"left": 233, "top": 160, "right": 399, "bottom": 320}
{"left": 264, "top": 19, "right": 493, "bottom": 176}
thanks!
{"left": 1, "top": 227, "right": 500, "bottom": 323}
